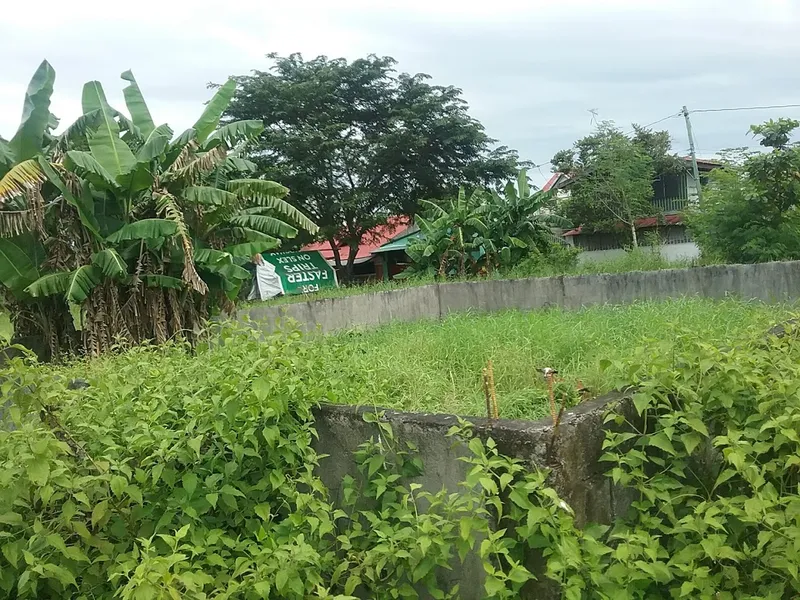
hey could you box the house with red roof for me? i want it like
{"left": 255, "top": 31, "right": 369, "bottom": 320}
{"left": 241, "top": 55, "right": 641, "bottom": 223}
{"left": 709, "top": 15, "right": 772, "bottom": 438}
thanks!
{"left": 302, "top": 216, "right": 414, "bottom": 281}
{"left": 554, "top": 157, "right": 721, "bottom": 262}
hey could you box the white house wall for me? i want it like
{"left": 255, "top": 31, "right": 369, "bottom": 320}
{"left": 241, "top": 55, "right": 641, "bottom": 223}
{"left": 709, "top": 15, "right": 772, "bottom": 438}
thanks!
{"left": 577, "top": 242, "right": 700, "bottom": 264}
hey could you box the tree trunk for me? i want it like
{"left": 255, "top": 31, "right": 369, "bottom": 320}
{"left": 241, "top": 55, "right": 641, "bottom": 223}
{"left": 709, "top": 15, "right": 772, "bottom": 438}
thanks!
{"left": 629, "top": 217, "right": 639, "bottom": 248}
{"left": 345, "top": 241, "right": 359, "bottom": 283}
{"left": 438, "top": 250, "right": 448, "bottom": 279}
{"left": 329, "top": 239, "right": 343, "bottom": 271}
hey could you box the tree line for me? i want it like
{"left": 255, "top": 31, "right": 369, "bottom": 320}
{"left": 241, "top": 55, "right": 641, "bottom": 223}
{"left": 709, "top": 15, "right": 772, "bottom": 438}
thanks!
{"left": 2, "top": 52, "right": 797, "bottom": 358}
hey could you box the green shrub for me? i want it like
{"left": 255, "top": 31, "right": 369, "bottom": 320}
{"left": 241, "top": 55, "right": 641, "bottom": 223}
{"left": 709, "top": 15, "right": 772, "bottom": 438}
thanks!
{"left": 689, "top": 119, "right": 800, "bottom": 264}
{"left": 575, "top": 247, "right": 691, "bottom": 275}
{"left": 583, "top": 326, "right": 800, "bottom": 598}
{"left": 436, "top": 323, "right": 800, "bottom": 598}
{"left": 0, "top": 326, "right": 348, "bottom": 598}
{"left": 503, "top": 243, "right": 580, "bottom": 278}
{"left": 3, "top": 319, "right": 800, "bottom": 599}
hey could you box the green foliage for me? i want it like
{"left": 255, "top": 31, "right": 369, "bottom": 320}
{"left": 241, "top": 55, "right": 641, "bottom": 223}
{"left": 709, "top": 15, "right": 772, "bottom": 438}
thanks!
{"left": 4, "top": 318, "right": 800, "bottom": 598}
{"left": 0, "top": 324, "right": 560, "bottom": 599}
{"left": 405, "top": 170, "right": 569, "bottom": 278}
{"left": 223, "top": 53, "right": 520, "bottom": 279}
{"left": 553, "top": 122, "right": 679, "bottom": 245}
{"left": 309, "top": 298, "right": 788, "bottom": 420}
{"left": 689, "top": 119, "right": 800, "bottom": 263}
{"left": 0, "top": 63, "right": 317, "bottom": 358}
{"left": 406, "top": 188, "right": 489, "bottom": 278}
{"left": 0, "top": 325, "right": 348, "bottom": 599}
{"left": 8, "top": 60, "right": 56, "bottom": 163}
{"left": 576, "top": 323, "right": 800, "bottom": 598}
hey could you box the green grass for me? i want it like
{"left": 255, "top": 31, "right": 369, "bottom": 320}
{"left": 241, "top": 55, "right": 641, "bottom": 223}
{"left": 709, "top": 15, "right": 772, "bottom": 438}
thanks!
{"left": 308, "top": 297, "right": 793, "bottom": 421}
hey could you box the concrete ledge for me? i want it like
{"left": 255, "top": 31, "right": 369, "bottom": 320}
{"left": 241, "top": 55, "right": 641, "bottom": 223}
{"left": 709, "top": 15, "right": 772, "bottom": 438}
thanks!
{"left": 312, "top": 391, "right": 634, "bottom": 599}
{"left": 240, "top": 260, "right": 800, "bottom": 334}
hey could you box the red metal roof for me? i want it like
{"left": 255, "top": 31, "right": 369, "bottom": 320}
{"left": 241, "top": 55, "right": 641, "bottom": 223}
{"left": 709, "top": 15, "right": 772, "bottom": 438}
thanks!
{"left": 563, "top": 213, "right": 682, "bottom": 237}
{"left": 543, "top": 172, "right": 572, "bottom": 191}
{"left": 303, "top": 216, "right": 412, "bottom": 263}
{"left": 542, "top": 173, "right": 561, "bottom": 191}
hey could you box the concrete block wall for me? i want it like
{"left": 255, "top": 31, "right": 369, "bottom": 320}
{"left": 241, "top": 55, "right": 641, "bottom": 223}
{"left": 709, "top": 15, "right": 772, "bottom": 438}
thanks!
{"left": 313, "top": 392, "right": 635, "bottom": 600}
{"left": 240, "top": 261, "right": 800, "bottom": 334}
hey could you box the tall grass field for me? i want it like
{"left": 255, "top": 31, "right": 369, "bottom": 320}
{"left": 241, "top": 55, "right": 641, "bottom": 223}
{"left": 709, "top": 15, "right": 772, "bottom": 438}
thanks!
{"left": 308, "top": 298, "right": 793, "bottom": 420}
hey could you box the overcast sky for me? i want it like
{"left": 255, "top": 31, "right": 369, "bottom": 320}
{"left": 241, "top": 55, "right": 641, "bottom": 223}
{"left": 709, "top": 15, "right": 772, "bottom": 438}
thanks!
{"left": 2, "top": 0, "right": 799, "bottom": 185}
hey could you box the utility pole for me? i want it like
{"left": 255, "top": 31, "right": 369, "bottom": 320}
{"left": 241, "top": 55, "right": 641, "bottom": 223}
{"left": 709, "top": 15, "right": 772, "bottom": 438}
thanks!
{"left": 682, "top": 105, "right": 702, "bottom": 202}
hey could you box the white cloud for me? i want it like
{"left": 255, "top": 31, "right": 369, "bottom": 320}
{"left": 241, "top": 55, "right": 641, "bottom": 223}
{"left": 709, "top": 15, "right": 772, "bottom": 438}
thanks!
{"left": 2, "top": 0, "right": 800, "bottom": 185}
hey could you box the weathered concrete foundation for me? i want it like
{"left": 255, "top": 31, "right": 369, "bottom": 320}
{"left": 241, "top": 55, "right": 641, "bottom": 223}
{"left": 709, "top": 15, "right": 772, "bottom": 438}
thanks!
{"left": 312, "top": 392, "right": 634, "bottom": 599}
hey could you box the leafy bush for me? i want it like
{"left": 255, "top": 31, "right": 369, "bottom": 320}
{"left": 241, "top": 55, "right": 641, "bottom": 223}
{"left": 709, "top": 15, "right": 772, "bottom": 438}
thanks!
{"left": 574, "top": 247, "right": 690, "bottom": 275}
{"left": 471, "top": 323, "right": 800, "bottom": 598}
{"left": 585, "top": 326, "right": 800, "bottom": 598}
{"left": 0, "top": 326, "right": 346, "bottom": 598}
{"left": 689, "top": 119, "right": 800, "bottom": 264}
{"left": 503, "top": 242, "right": 580, "bottom": 278}
{"left": 0, "top": 325, "right": 514, "bottom": 599}
{"left": 404, "top": 170, "right": 569, "bottom": 278}
{"left": 3, "top": 319, "right": 800, "bottom": 599}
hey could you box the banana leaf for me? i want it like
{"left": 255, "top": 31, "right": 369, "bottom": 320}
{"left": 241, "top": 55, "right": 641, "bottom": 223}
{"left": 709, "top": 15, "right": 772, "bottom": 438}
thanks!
{"left": 223, "top": 241, "right": 279, "bottom": 257}
{"left": 193, "top": 79, "right": 236, "bottom": 144}
{"left": 38, "top": 158, "right": 102, "bottom": 240}
{"left": 107, "top": 219, "right": 178, "bottom": 243}
{"left": 184, "top": 186, "right": 238, "bottom": 206}
{"left": 9, "top": 60, "right": 55, "bottom": 161}
{"left": 0, "top": 237, "right": 41, "bottom": 293}
{"left": 228, "top": 214, "right": 298, "bottom": 239}
{"left": 81, "top": 81, "right": 136, "bottom": 178}
{"left": 26, "top": 265, "right": 100, "bottom": 304}
{"left": 206, "top": 120, "right": 264, "bottom": 149}
{"left": 92, "top": 248, "right": 127, "bottom": 279}
{"left": 120, "top": 70, "right": 155, "bottom": 139}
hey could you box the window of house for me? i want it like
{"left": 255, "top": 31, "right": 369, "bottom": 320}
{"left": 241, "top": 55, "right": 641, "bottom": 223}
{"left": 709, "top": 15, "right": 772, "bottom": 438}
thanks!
{"left": 652, "top": 173, "right": 688, "bottom": 200}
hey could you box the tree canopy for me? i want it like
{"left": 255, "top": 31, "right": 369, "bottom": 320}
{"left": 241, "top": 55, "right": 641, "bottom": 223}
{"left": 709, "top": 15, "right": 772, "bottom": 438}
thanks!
{"left": 222, "top": 53, "right": 520, "bottom": 279}
{"left": 552, "top": 122, "right": 681, "bottom": 245}
{"left": 689, "top": 118, "right": 800, "bottom": 263}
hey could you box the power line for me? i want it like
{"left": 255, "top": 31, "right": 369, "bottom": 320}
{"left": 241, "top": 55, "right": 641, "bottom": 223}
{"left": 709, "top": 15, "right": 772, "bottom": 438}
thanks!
{"left": 637, "top": 112, "right": 683, "bottom": 129}
{"left": 690, "top": 103, "right": 800, "bottom": 114}
{"left": 532, "top": 111, "right": 683, "bottom": 186}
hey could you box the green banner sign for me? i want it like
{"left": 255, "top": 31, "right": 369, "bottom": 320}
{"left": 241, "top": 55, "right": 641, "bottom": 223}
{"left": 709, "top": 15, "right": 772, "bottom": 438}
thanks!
{"left": 260, "top": 250, "right": 338, "bottom": 296}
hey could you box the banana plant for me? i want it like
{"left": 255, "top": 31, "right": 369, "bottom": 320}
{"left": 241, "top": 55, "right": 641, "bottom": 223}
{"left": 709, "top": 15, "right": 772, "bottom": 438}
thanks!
{"left": 0, "top": 60, "right": 57, "bottom": 299}
{"left": 407, "top": 187, "right": 489, "bottom": 277}
{"left": 405, "top": 171, "right": 572, "bottom": 278}
{"left": 483, "top": 170, "right": 571, "bottom": 267}
{"left": 0, "top": 63, "right": 317, "bottom": 357}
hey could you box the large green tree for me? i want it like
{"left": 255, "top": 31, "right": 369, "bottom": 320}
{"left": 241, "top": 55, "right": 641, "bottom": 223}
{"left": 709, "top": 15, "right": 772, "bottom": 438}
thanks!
{"left": 552, "top": 122, "right": 680, "bottom": 246}
{"left": 689, "top": 119, "right": 800, "bottom": 263}
{"left": 223, "top": 53, "right": 520, "bottom": 279}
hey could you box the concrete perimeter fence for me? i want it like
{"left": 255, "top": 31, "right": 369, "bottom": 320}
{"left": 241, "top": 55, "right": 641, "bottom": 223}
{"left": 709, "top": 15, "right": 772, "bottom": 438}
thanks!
{"left": 240, "top": 260, "right": 800, "bottom": 334}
